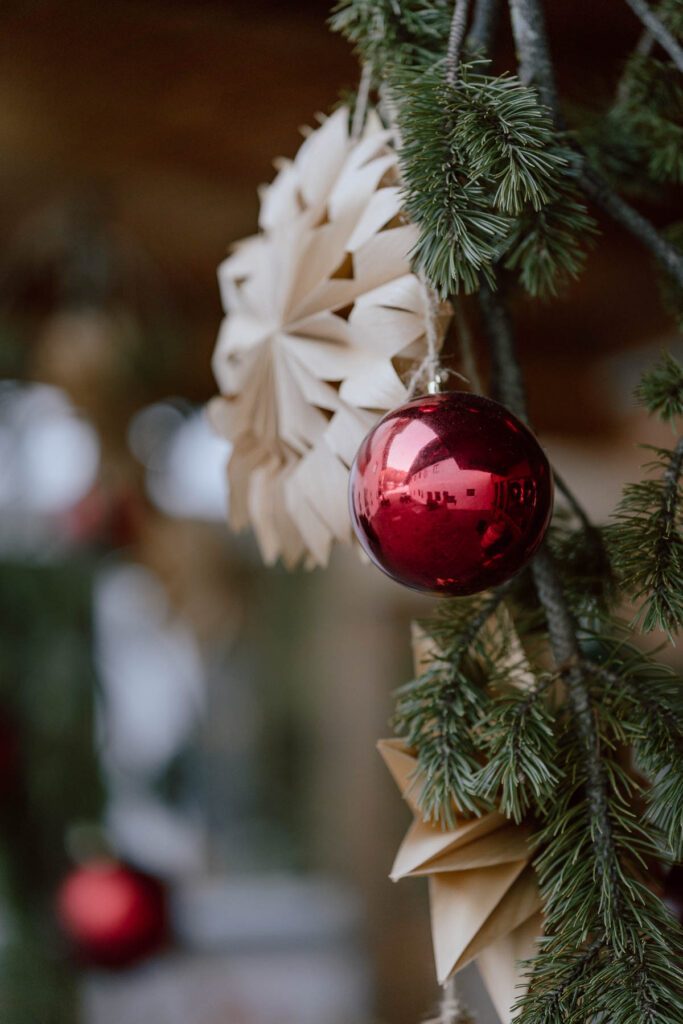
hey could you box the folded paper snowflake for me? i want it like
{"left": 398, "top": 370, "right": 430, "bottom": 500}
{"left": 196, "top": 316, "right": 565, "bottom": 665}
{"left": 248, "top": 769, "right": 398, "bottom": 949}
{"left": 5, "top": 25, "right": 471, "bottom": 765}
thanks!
{"left": 209, "top": 106, "right": 437, "bottom": 567}
{"left": 379, "top": 619, "right": 544, "bottom": 1024}
{"left": 379, "top": 738, "right": 542, "bottom": 1024}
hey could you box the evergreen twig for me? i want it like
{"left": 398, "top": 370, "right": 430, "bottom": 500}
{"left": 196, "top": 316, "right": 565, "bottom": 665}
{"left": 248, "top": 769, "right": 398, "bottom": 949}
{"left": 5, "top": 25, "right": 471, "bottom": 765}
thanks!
{"left": 474, "top": 672, "right": 559, "bottom": 822}
{"left": 476, "top": 51, "right": 682, "bottom": 1010}
{"left": 610, "top": 353, "right": 683, "bottom": 636}
{"left": 623, "top": 0, "right": 683, "bottom": 73}
{"left": 446, "top": 0, "right": 472, "bottom": 86}
{"left": 581, "top": 168, "right": 683, "bottom": 288}
{"left": 393, "top": 585, "right": 512, "bottom": 825}
{"left": 331, "top": 5, "right": 683, "bottom": 1019}
{"left": 611, "top": 441, "right": 683, "bottom": 636}
{"left": 467, "top": 0, "right": 499, "bottom": 52}
{"left": 480, "top": 232, "right": 623, "bottom": 924}
{"left": 581, "top": 654, "right": 683, "bottom": 859}
{"left": 508, "top": 0, "right": 559, "bottom": 114}
{"left": 478, "top": 277, "right": 528, "bottom": 418}
{"left": 507, "top": 0, "right": 683, "bottom": 289}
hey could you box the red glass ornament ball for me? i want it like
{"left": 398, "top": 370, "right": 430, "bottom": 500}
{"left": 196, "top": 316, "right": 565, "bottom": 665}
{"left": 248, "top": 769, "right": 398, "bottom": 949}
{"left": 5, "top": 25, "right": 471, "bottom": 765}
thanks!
{"left": 57, "top": 861, "right": 167, "bottom": 967}
{"left": 349, "top": 391, "right": 553, "bottom": 596}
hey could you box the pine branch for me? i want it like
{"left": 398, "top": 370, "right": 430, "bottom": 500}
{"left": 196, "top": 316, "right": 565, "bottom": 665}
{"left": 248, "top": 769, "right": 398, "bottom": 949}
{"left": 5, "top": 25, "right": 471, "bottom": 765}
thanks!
{"left": 517, "top": 555, "right": 683, "bottom": 1024}
{"left": 582, "top": 168, "right": 683, "bottom": 288}
{"left": 610, "top": 354, "right": 683, "bottom": 636}
{"left": 502, "top": 179, "right": 596, "bottom": 296}
{"left": 611, "top": 48, "right": 683, "bottom": 185}
{"left": 610, "top": 441, "right": 683, "bottom": 636}
{"left": 531, "top": 550, "right": 622, "bottom": 913}
{"left": 481, "top": 249, "right": 626, "bottom": 935}
{"left": 478, "top": 278, "right": 529, "bottom": 418}
{"left": 393, "top": 587, "right": 511, "bottom": 825}
{"left": 507, "top": 0, "right": 683, "bottom": 289}
{"left": 623, "top": 0, "right": 683, "bottom": 73}
{"left": 582, "top": 653, "right": 683, "bottom": 860}
{"left": 479, "top": 240, "right": 682, "bottom": 1019}
{"left": 455, "top": 81, "right": 568, "bottom": 214}
{"left": 548, "top": 517, "right": 615, "bottom": 620}
{"left": 517, "top": 742, "right": 683, "bottom": 1024}
{"left": 336, "top": 8, "right": 683, "bottom": 1019}
{"left": 637, "top": 350, "right": 683, "bottom": 422}
{"left": 474, "top": 672, "right": 560, "bottom": 822}
{"left": 329, "top": 0, "right": 452, "bottom": 70}
{"left": 552, "top": 470, "right": 592, "bottom": 532}
{"left": 508, "top": 0, "right": 559, "bottom": 115}
{"left": 446, "top": 0, "right": 472, "bottom": 86}
{"left": 395, "top": 65, "right": 512, "bottom": 296}
{"left": 467, "top": 0, "right": 499, "bottom": 52}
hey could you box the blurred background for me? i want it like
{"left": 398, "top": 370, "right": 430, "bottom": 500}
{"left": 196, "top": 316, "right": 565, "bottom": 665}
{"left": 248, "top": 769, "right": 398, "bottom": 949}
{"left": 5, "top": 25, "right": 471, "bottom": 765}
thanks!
{"left": 0, "top": 2, "right": 680, "bottom": 1023}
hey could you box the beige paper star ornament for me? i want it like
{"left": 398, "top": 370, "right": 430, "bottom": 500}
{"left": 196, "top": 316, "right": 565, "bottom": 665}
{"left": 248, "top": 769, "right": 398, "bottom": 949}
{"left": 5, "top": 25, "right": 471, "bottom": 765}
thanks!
{"left": 379, "top": 738, "right": 543, "bottom": 1024}
{"left": 209, "top": 106, "right": 443, "bottom": 567}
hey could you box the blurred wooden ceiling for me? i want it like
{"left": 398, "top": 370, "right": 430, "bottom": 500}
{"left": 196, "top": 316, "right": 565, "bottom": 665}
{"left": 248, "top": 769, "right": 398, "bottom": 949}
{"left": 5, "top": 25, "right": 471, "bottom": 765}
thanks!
{"left": 0, "top": 0, "right": 677, "bottom": 431}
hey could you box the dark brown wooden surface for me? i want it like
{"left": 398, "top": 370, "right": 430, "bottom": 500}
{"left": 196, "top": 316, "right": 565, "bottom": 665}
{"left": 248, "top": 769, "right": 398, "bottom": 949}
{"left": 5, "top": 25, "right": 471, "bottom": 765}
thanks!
{"left": 0, "top": 0, "right": 677, "bottom": 432}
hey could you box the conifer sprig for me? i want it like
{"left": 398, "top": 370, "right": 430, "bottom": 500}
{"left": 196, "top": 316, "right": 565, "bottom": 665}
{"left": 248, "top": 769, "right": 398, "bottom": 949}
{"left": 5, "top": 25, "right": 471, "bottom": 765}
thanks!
{"left": 474, "top": 675, "right": 560, "bottom": 822}
{"left": 637, "top": 349, "right": 683, "bottom": 422}
{"left": 394, "top": 63, "right": 594, "bottom": 296}
{"left": 516, "top": 734, "right": 683, "bottom": 1024}
{"left": 392, "top": 590, "right": 507, "bottom": 824}
{"left": 583, "top": 643, "right": 683, "bottom": 860}
{"left": 330, "top": 0, "right": 451, "bottom": 70}
{"left": 610, "top": 49, "right": 683, "bottom": 185}
{"left": 330, "top": 4, "right": 683, "bottom": 1021}
{"left": 610, "top": 354, "right": 683, "bottom": 637}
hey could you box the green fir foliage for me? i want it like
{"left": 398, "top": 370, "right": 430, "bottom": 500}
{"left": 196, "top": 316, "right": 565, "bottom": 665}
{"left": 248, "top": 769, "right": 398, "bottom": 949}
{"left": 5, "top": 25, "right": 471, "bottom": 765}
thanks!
{"left": 393, "top": 591, "right": 503, "bottom": 824}
{"left": 395, "top": 64, "right": 594, "bottom": 297}
{"left": 515, "top": 726, "right": 683, "bottom": 1024}
{"left": 610, "top": 0, "right": 683, "bottom": 187}
{"left": 332, "top": 4, "right": 683, "bottom": 1021}
{"left": 513, "top": 629, "right": 683, "bottom": 1023}
{"left": 581, "top": 2, "right": 683, "bottom": 193}
{"left": 637, "top": 350, "right": 683, "bottom": 422}
{"left": 585, "top": 637, "right": 683, "bottom": 860}
{"left": 330, "top": 0, "right": 451, "bottom": 69}
{"left": 610, "top": 354, "right": 683, "bottom": 637}
{"left": 474, "top": 677, "right": 559, "bottom": 823}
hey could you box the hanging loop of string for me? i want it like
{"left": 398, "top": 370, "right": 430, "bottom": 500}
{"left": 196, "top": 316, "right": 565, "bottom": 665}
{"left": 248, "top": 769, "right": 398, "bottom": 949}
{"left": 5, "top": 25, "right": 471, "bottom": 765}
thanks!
{"left": 423, "top": 975, "right": 473, "bottom": 1024}
{"left": 408, "top": 0, "right": 476, "bottom": 399}
{"left": 407, "top": 274, "right": 445, "bottom": 397}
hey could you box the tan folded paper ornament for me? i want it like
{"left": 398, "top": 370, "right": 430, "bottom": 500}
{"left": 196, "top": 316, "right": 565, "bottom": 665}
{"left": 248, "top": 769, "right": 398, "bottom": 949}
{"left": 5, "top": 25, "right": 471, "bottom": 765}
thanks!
{"left": 209, "top": 106, "right": 445, "bottom": 568}
{"left": 379, "top": 739, "right": 542, "bottom": 1024}
{"left": 379, "top": 621, "right": 544, "bottom": 1024}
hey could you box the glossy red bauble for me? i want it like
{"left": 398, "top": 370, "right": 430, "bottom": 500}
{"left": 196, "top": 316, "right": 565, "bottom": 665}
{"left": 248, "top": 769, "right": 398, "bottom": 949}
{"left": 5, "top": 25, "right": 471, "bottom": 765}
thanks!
{"left": 349, "top": 392, "right": 553, "bottom": 596}
{"left": 57, "top": 861, "right": 167, "bottom": 967}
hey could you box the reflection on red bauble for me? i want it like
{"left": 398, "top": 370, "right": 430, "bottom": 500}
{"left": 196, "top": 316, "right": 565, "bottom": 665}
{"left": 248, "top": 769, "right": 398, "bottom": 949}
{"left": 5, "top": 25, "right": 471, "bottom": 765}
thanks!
{"left": 349, "top": 392, "right": 553, "bottom": 596}
{"left": 57, "top": 861, "right": 167, "bottom": 967}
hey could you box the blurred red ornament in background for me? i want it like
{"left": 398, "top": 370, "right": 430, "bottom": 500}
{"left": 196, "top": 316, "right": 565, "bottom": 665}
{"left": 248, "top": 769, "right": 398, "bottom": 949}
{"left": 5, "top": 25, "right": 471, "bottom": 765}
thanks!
{"left": 64, "top": 483, "right": 145, "bottom": 549}
{"left": 57, "top": 861, "right": 167, "bottom": 967}
{"left": 349, "top": 392, "right": 553, "bottom": 596}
